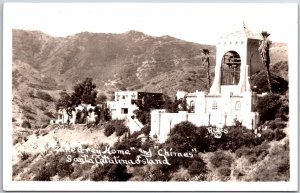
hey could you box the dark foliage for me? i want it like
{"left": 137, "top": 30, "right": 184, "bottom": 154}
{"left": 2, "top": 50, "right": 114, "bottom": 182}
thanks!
{"left": 91, "top": 164, "right": 131, "bottom": 181}
{"left": 133, "top": 110, "right": 150, "bottom": 125}
{"left": 217, "top": 166, "right": 231, "bottom": 177}
{"left": 115, "top": 124, "right": 129, "bottom": 137}
{"left": 20, "top": 152, "right": 31, "bottom": 161}
{"left": 163, "top": 96, "right": 188, "bottom": 113}
{"left": 261, "top": 128, "right": 286, "bottom": 142}
{"left": 24, "top": 114, "right": 35, "bottom": 120}
{"left": 21, "top": 105, "right": 34, "bottom": 114}
{"left": 36, "top": 90, "right": 54, "bottom": 102}
{"left": 235, "top": 142, "right": 269, "bottom": 163}
{"left": 107, "top": 164, "right": 132, "bottom": 181}
{"left": 210, "top": 151, "right": 233, "bottom": 168}
{"left": 256, "top": 94, "right": 282, "bottom": 123}
{"left": 267, "top": 118, "right": 287, "bottom": 130}
{"left": 187, "top": 157, "right": 207, "bottom": 176}
{"left": 21, "top": 120, "right": 31, "bottom": 129}
{"left": 250, "top": 71, "right": 288, "bottom": 94}
{"left": 141, "top": 125, "right": 151, "bottom": 135}
{"left": 132, "top": 93, "right": 164, "bottom": 124}
{"left": 57, "top": 159, "right": 74, "bottom": 177}
{"left": 91, "top": 164, "right": 111, "bottom": 181}
{"left": 71, "top": 78, "right": 97, "bottom": 106}
{"left": 96, "top": 94, "right": 107, "bottom": 104}
{"left": 104, "top": 124, "right": 115, "bottom": 137}
{"left": 33, "top": 166, "right": 51, "bottom": 181}
{"left": 43, "top": 110, "right": 55, "bottom": 118}
{"left": 55, "top": 91, "right": 74, "bottom": 121}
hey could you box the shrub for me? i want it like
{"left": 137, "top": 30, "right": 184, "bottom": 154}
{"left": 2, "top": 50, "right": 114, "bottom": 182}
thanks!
{"left": 261, "top": 128, "right": 286, "bottom": 141}
{"left": 256, "top": 94, "right": 282, "bottom": 123}
{"left": 217, "top": 166, "right": 231, "bottom": 177}
{"left": 21, "top": 120, "right": 31, "bottom": 129}
{"left": 115, "top": 124, "right": 129, "bottom": 137}
{"left": 21, "top": 105, "right": 34, "bottom": 114}
{"left": 235, "top": 142, "right": 270, "bottom": 163}
{"left": 36, "top": 90, "right": 53, "bottom": 102}
{"left": 250, "top": 71, "right": 288, "bottom": 94}
{"left": 43, "top": 110, "right": 55, "bottom": 118}
{"left": 24, "top": 114, "right": 35, "bottom": 120}
{"left": 210, "top": 151, "right": 233, "bottom": 168}
{"left": 104, "top": 124, "right": 115, "bottom": 137}
{"left": 141, "top": 125, "right": 151, "bottom": 135}
{"left": 187, "top": 158, "right": 207, "bottom": 176}
{"left": 219, "top": 125, "right": 257, "bottom": 151}
{"left": 235, "top": 146, "right": 251, "bottom": 158}
{"left": 28, "top": 90, "right": 35, "bottom": 98}
{"left": 20, "top": 152, "right": 31, "bottom": 161}
{"left": 33, "top": 166, "right": 51, "bottom": 181}
{"left": 75, "top": 110, "right": 85, "bottom": 124}
{"left": 91, "top": 164, "right": 111, "bottom": 181}
{"left": 57, "top": 159, "right": 74, "bottom": 177}
{"left": 106, "top": 164, "right": 131, "bottom": 181}
{"left": 151, "top": 164, "right": 172, "bottom": 181}
{"left": 267, "top": 118, "right": 287, "bottom": 130}
{"left": 166, "top": 121, "right": 200, "bottom": 152}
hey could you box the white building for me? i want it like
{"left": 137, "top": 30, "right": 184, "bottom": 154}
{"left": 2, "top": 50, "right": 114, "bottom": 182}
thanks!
{"left": 50, "top": 104, "right": 97, "bottom": 125}
{"left": 107, "top": 91, "right": 163, "bottom": 132}
{"left": 151, "top": 27, "right": 264, "bottom": 142}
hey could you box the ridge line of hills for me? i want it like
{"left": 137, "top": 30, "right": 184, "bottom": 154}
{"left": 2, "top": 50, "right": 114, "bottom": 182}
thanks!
{"left": 12, "top": 29, "right": 288, "bottom": 127}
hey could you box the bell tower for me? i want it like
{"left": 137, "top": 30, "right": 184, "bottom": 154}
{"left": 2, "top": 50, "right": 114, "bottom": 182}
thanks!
{"left": 210, "top": 26, "right": 265, "bottom": 95}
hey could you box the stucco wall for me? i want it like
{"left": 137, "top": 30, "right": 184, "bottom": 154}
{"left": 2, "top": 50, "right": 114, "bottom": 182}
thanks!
{"left": 247, "top": 39, "right": 265, "bottom": 75}
{"left": 151, "top": 110, "right": 259, "bottom": 142}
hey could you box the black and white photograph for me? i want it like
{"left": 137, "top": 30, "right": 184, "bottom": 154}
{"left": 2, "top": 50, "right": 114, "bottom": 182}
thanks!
{"left": 3, "top": 3, "right": 298, "bottom": 191}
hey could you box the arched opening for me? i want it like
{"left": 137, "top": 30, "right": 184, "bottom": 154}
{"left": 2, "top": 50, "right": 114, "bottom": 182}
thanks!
{"left": 221, "top": 51, "right": 241, "bottom": 85}
{"left": 235, "top": 101, "right": 241, "bottom": 111}
{"left": 189, "top": 101, "right": 195, "bottom": 113}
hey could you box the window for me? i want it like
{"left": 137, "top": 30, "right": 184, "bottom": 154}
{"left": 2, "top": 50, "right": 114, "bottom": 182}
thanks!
{"left": 122, "top": 96, "right": 126, "bottom": 99}
{"left": 121, "top": 108, "right": 128, "bottom": 114}
{"left": 59, "top": 114, "right": 63, "bottom": 119}
{"left": 212, "top": 101, "right": 218, "bottom": 110}
{"left": 235, "top": 101, "right": 241, "bottom": 111}
{"left": 190, "top": 101, "right": 195, "bottom": 112}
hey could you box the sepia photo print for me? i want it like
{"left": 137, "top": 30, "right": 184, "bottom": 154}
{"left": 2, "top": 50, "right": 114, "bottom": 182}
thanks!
{"left": 3, "top": 2, "right": 298, "bottom": 191}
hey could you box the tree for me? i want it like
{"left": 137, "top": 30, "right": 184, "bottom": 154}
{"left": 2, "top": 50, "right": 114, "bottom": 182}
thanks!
{"left": 96, "top": 94, "right": 107, "bottom": 105}
{"left": 258, "top": 31, "right": 272, "bottom": 93}
{"left": 71, "top": 78, "right": 97, "bottom": 106}
{"left": 202, "top": 49, "right": 211, "bottom": 89}
{"left": 56, "top": 91, "right": 74, "bottom": 124}
{"left": 256, "top": 93, "right": 282, "bottom": 123}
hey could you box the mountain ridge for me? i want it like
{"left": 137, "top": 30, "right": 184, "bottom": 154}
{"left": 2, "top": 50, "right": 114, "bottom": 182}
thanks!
{"left": 12, "top": 29, "right": 288, "bottom": 127}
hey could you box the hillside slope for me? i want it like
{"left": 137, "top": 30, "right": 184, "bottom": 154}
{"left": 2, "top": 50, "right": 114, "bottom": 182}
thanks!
{"left": 12, "top": 29, "right": 288, "bottom": 127}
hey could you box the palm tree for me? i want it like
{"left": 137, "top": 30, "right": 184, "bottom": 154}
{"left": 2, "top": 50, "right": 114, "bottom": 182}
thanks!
{"left": 202, "top": 49, "right": 211, "bottom": 89}
{"left": 258, "top": 31, "right": 272, "bottom": 93}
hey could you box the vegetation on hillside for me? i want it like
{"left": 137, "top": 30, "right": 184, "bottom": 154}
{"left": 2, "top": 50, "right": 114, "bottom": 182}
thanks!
{"left": 12, "top": 29, "right": 289, "bottom": 182}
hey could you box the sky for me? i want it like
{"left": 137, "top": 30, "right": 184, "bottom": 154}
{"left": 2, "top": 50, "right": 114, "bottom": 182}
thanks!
{"left": 5, "top": 3, "right": 298, "bottom": 44}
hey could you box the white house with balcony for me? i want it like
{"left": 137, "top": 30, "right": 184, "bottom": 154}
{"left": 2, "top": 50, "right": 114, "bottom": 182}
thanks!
{"left": 107, "top": 91, "right": 163, "bottom": 132}
{"left": 150, "top": 27, "right": 263, "bottom": 142}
